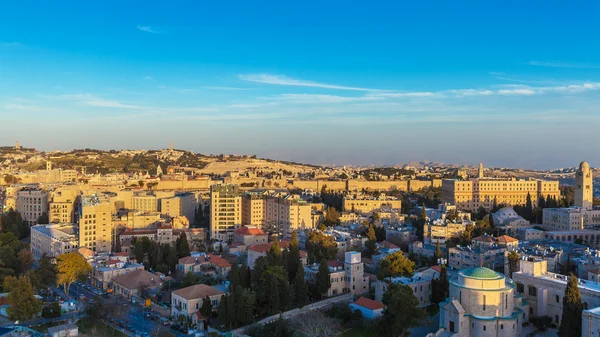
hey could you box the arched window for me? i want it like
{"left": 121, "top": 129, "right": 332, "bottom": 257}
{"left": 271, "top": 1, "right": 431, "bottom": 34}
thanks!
{"left": 528, "top": 285, "right": 537, "bottom": 297}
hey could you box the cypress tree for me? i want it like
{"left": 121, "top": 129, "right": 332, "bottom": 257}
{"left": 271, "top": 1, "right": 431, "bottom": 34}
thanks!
{"left": 288, "top": 231, "right": 300, "bottom": 281}
{"left": 294, "top": 262, "right": 308, "bottom": 307}
{"left": 268, "top": 237, "right": 282, "bottom": 266}
{"left": 268, "top": 277, "right": 280, "bottom": 315}
{"left": 365, "top": 224, "right": 377, "bottom": 258}
{"left": 316, "top": 260, "right": 331, "bottom": 299}
{"left": 559, "top": 273, "right": 583, "bottom": 337}
{"left": 229, "top": 263, "right": 240, "bottom": 290}
{"left": 434, "top": 241, "right": 442, "bottom": 260}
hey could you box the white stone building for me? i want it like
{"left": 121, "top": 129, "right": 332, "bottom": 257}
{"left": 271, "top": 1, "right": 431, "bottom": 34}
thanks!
{"left": 30, "top": 224, "right": 78, "bottom": 260}
{"left": 436, "top": 267, "right": 526, "bottom": 337}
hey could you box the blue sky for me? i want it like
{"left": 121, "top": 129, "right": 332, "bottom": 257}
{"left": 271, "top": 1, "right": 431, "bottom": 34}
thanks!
{"left": 1, "top": 1, "right": 600, "bottom": 169}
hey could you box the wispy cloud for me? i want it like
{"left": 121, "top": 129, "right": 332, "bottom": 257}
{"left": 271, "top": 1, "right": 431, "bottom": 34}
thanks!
{"left": 137, "top": 25, "right": 162, "bottom": 34}
{"left": 43, "top": 94, "right": 150, "bottom": 109}
{"left": 238, "top": 74, "right": 385, "bottom": 92}
{"left": 201, "top": 86, "right": 256, "bottom": 91}
{"left": 528, "top": 61, "right": 600, "bottom": 69}
{"left": 271, "top": 94, "right": 384, "bottom": 104}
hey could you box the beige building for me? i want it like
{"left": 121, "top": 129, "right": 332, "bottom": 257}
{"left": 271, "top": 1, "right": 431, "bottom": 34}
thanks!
{"left": 442, "top": 164, "right": 559, "bottom": 211}
{"left": 16, "top": 187, "right": 49, "bottom": 225}
{"left": 233, "top": 226, "right": 268, "bottom": 246}
{"left": 49, "top": 188, "right": 79, "bottom": 224}
{"left": 427, "top": 221, "right": 468, "bottom": 245}
{"left": 342, "top": 193, "right": 401, "bottom": 213}
{"left": 112, "top": 269, "right": 162, "bottom": 299}
{"left": 242, "top": 192, "right": 314, "bottom": 238}
{"left": 210, "top": 184, "right": 242, "bottom": 242}
{"left": 436, "top": 267, "right": 526, "bottom": 337}
{"left": 160, "top": 192, "right": 197, "bottom": 223}
{"left": 131, "top": 193, "right": 158, "bottom": 212}
{"left": 171, "top": 284, "right": 225, "bottom": 324}
{"left": 79, "top": 194, "right": 113, "bottom": 253}
{"left": 543, "top": 207, "right": 600, "bottom": 231}
{"left": 30, "top": 224, "right": 78, "bottom": 260}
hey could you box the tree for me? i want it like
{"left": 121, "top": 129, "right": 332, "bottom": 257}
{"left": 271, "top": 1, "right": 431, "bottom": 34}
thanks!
{"left": 36, "top": 212, "right": 49, "bottom": 225}
{"left": 365, "top": 224, "right": 377, "bottom": 258}
{"left": 306, "top": 231, "right": 338, "bottom": 264}
{"left": 230, "top": 263, "right": 241, "bottom": 290}
{"left": 434, "top": 241, "right": 442, "bottom": 260}
{"left": 41, "top": 301, "right": 62, "bottom": 319}
{"left": 267, "top": 237, "right": 282, "bottom": 266}
{"left": 287, "top": 232, "right": 300, "bottom": 281}
{"left": 133, "top": 239, "right": 145, "bottom": 263}
{"left": 525, "top": 192, "right": 534, "bottom": 221}
{"left": 294, "top": 263, "right": 308, "bottom": 307}
{"left": 378, "top": 283, "right": 425, "bottom": 337}
{"left": 290, "top": 311, "right": 342, "bottom": 337}
{"left": 167, "top": 245, "right": 179, "bottom": 273}
{"left": 323, "top": 207, "right": 340, "bottom": 227}
{"left": 182, "top": 271, "right": 198, "bottom": 287}
{"left": 200, "top": 296, "right": 213, "bottom": 318}
{"left": 267, "top": 276, "right": 280, "bottom": 315}
{"left": 430, "top": 265, "right": 449, "bottom": 305}
{"left": 56, "top": 252, "right": 92, "bottom": 297}
{"left": 559, "top": 274, "right": 583, "bottom": 337}
{"left": 4, "top": 275, "right": 41, "bottom": 321}
{"left": 217, "top": 295, "right": 229, "bottom": 328}
{"left": 316, "top": 260, "right": 331, "bottom": 299}
{"left": 176, "top": 233, "right": 190, "bottom": 258}
{"left": 37, "top": 254, "right": 57, "bottom": 289}
{"left": 507, "top": 251, "right": 520, "bottom": 278}
{"left": 3, "top": 175, "right": 17, "bottom": 185}
{"left": 18, "top": 249, "right": 33, "bottom": 275}
{"left": 377, "top": 251, "right": 415, "bottom": 280}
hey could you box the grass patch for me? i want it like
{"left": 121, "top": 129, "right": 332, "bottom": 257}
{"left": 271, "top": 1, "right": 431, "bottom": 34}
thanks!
{"left": 76, "top": 320, "right": 128, "bottom": 337}
{"left": 342, "top": 326, "right": 378, "bottom": 337}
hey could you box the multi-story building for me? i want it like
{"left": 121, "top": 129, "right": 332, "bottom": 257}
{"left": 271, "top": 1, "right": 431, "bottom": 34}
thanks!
{"left": 79, "top": 194, "right": 113, "bottom": 253}
{"left": 242, "top": 191, "right": 314, "bottom": 238}
{"left": 16, "top": 187, "right": 49, "bottom": 225}
{"left": 513, "top": 258, "right": 600, "bottom": 327}
{"left": 427, "top": 221, "right": 468, "bottom": 245}
{"left": 160, "top": 192, "right": 197, "bottom": 223}
{"left": 442, "top": 164, "right": 559, "bottom": 212}
{"left": 118, "top": 226, "right": 206, "bottom": 248}
{"left": 342, "top": 193, "right": 401, "bottom": 213}
{"left": 131, "top": 193, "right": 158, "bottom": 213}
{"left": 543, "top": 207, "right": 600, "bottom": 231}
{"left": 449, "top": 245, "right": 507, "bottom": 272}
{"left": 91, "top": 260, "right": 144, "bottom": 290}
{"left": 436, "top": 267, "right": 527, "bottom": 337}
{"left": 49, "top": 188, "right": 79, "bottom": 224}
{"left": 576, "top": 161, "right": 594, "bottom": 211}
{"left": 303, "top": 252, "right": 368, "bottom": 297}
{"left": 30, "top": 224, "right": 78, "bottom": 260}
{"left": 210, "top": 184, "right": 242, "bottom": 242}
{"left": 233, "top": 226, "right": 268, "bottom": 246}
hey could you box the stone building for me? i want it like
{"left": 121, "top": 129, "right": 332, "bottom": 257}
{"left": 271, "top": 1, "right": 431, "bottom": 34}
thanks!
{"left": 437, "top": 267, "right": 526, "bottom": 337}
{"left": 304, "top": 251, "right": 368, "bottom": 297}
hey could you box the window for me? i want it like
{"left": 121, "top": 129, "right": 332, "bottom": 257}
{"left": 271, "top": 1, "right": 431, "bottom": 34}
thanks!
{"left": 483, "top": 295, "right": 486, "bottom": 311}
{"left": 556, "top": 295, "right": 559, "bottom": 303}
{"left": 501, "top": 324, "right": 503, "bottom": 330}
{"left": 516, "top": 282, "right": 524, "bottom": 293}
{"left": 483, "top": 326, "right": 486, "bottom": 331}
{"left": 528, "top": 285, "right": 537, "bottom": 297}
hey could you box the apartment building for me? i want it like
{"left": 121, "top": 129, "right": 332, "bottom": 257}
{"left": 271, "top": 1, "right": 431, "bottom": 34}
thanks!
{"left": 49, "top": 188, "right": 79, "bottom": 224}
{"left": 210, "top": 184, "right": 242, "bottom": 242}
{"left": 171, "top": 284, "right": 225, "bottom": 324}
{"left": 441, "top": 165, "right": 559, "bottom": 212}
{"left": 131, "top": 193, "right": 158, "bottom": 212}
{"left": 79, "top": 194, "right": 113, "bottom": 253}
{"left": 16, "top": 187, "right": 49, "bottom": 225}
{"left": 30, "top": 224, "right": 78, "bottom": 260}
{"left": 242, "top": 192, "right": 314, "bottom": 238}
{"left": 160, "top": 192, "right": 197, "bottom": 223}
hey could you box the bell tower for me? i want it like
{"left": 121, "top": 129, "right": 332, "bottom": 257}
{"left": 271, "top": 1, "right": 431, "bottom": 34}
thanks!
{"left": 575, "top": 161, "right": 593, "bottom": 210}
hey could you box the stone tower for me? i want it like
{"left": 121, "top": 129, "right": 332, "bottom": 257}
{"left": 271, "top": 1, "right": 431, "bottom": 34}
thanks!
{"left": 345, "top": 251, "right": 364, "bottom": 295}
{"left": 575, "top": 161, "right": 593, "bottom": 210}
{"left": 478, "top": 163, "right": 484, "bottom": 179}
{"left": 169, "top": 141, "right": 173, "bottom": 152}
{"left": 46, "top": 160, "right": 52, "bottom": 171}
{"left": 15, "top": 141, "right": 20, "bottom": 150}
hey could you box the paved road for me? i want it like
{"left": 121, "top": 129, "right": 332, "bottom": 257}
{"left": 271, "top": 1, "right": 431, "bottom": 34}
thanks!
{"left": 410, "top": 312, "right": 440, "bottom": 337}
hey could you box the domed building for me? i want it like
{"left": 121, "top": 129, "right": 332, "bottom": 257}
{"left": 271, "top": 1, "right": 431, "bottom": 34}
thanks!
{"left": 438, "top": 267, "right": 527, "bottom": 337}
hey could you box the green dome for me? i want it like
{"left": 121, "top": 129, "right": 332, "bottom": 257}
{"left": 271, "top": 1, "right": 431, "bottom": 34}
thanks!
{"left": 461, "top": 267, "right": 501, "bottom": 279}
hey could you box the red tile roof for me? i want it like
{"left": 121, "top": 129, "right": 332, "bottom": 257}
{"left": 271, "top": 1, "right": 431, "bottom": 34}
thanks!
{"left": 172, "top": 284, "right": 224, "bottom": 301}
{"left": 472, "top": 235, "right": 494, "bottom": 242}
{"left": 354, "top": 296, "right": 384, "bottom": 310}
{"left": 234, "top": 226, "right": 267, "bottom": 236}
{"left": 157, "top": 225, "right": 172, "bottom": 230}
{"left": 497, "top": 235, "right": 518, "bottom": 243}
{"left": 431, "top": 265, "right": 442, "bottom": 273}
{"left": 206, "top": 254, "right": 231, "bottom": 268}
{"left": 113, "top": 252, "right": 129, "bottom": 257}
{"left": 328, "top": 260, "right": 344, "bottom": 268}
{"left": 248, "top": 240, "right": 290, "bottom": 253}
{"left": 381, "top": 241, "right": 399, "bottom": 249}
